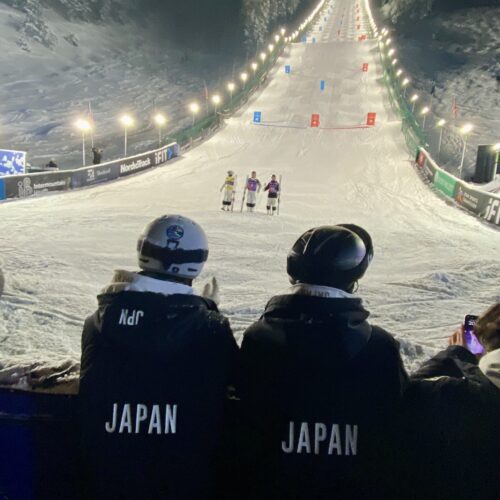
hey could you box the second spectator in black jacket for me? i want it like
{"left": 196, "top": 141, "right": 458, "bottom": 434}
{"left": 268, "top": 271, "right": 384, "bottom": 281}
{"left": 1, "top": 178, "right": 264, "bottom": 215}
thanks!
{"left": 401, "top": 303, "right": 500, "bottom": 500}
{"left": 237, "top": 224, "right": 408, "bottom": 500}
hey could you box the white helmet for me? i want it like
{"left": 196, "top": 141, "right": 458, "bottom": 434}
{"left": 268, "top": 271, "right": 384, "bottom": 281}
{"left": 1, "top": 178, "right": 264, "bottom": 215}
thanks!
{"left": 137, "top": 215, "right": 208, "bottom": 280}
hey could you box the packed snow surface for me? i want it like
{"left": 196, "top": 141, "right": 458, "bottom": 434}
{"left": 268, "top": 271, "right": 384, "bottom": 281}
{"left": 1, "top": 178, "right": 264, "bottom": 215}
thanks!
{"left": 0, "top": 0, "right": 499, "bottom": 381}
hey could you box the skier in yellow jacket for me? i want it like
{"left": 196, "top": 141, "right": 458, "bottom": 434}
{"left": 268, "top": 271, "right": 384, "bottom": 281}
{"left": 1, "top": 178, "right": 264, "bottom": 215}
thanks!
{"left": 220, "top": 170, "right": 237, "bottom": 211}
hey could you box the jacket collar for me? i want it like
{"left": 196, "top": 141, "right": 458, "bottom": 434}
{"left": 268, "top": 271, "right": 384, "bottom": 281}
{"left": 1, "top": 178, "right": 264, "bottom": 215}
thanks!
{"left": 284, "top": 283, "right": 358, "bottom": 300}
{"left": 479, "top": 348, "right": 500, "bottom": 389}
{"left": 101, "top": 270, "right": 193, "bottom": 297}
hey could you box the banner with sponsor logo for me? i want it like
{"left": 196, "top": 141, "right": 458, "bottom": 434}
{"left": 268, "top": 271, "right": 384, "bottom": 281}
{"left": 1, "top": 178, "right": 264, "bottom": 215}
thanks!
{"left": 455, "top": 182, "right": 500, "bottom": 227}
{"left": 0, "top": 143, "right": 179, "bottom": 201}
{"left": 433, "top": 170, "right": 456, "bottom": 198}
{"left": 118, "top": 143, "right": 178, "bottom": 177}
{"left": 416, "top": 147, "right": 500, "bottom": 227}
{"left": 3, "top": 172, "right": 71, "bottom": 199}
{"left": 71, "top": 164, "right": 120, "bottom": 189}
{"left": 0, "top": 149, "right": 26, "bottom": 177}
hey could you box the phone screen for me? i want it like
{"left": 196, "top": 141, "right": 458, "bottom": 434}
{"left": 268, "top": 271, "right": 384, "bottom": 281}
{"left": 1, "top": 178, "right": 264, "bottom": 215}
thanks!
{"left": 464, "top": 315, "right": 484, "bottom": 355}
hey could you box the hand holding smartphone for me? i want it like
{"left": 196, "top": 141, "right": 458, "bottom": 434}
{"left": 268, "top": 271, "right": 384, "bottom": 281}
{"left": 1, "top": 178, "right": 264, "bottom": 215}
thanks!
{"left": 463, "top": 315, "right": 484, "bottom": 355}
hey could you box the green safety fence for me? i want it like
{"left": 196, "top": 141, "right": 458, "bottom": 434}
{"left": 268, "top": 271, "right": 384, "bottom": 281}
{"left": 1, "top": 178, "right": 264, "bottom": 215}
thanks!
{"left": 378, "top": 50, "right": 427, "bottom": 157}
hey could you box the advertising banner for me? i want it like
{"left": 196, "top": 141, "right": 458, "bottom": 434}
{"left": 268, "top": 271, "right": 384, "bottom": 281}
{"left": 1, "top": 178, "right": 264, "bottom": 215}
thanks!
{"left": 4, "top": 172, "right": 71, "bottom": 199}
{"left": 433, "top": 170, "right": 456, "bottom": 198}
{"left": 416, "top": 147, "right": 500, "bottom": 227}
{"left": 0, "top": 149, "right": 26, "bottom": 177}
{"left": 71, "top": 163, "right": 120, "bottom": 189}
{"left": 118, "top": 143, "right": 178, "bottom": 178}
{"left": 0, "top": 179, "right": 5, "bottom": 200}
{"left": 455, "top": 182, "right": 500, "bottom": 227}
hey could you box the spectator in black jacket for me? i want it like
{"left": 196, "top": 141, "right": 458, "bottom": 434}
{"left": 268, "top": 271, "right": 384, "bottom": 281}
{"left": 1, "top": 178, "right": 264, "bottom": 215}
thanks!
{"left": 236, "top": 224, "right": 408, "bottom": 500}
{"left": 401, "top": 303, "right": 500, "bottom": 500}
{"left": 79, "top": 215, "right": 238, "bottom": 500}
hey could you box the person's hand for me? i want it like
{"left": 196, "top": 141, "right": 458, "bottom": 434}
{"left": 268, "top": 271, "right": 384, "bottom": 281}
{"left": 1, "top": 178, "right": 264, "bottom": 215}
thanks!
{"left": 448, "top": 325, "right": 467, "bottom": 348}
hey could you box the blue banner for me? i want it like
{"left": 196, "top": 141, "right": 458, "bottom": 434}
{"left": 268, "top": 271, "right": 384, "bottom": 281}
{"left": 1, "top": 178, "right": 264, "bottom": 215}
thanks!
{"left": 253, "top": 112, "right": 262, "bottom": 123}
{"left": 0, "top": 179, "right": 5, "bottom": 200}
{"left": 320, "top": 80, "right": 325, "bottom": 91}
{"left": 285, "top": 65, "right": 291, "bottom": 74}
{"left": 0, "top": 149, "right": 26, "bottom": 177}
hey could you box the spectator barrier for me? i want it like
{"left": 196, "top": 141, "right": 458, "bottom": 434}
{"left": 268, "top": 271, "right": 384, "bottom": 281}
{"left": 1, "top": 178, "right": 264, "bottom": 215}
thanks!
{"left": 416, "top": 148, "right": 500, "bottom": 227}
{"left": 2, "top": 143, "right": 179, "bottom": 201}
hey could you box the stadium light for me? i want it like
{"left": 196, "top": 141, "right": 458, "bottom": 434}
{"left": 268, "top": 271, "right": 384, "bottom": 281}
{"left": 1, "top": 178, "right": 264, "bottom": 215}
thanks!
{"left": 260, "top": 52, "right": 267, "bottom": 62}
{"left": 420, "top": 106, "right": 430, "bottom": 129}
{"left": 493, "top": 143, "right": 500, "bottom": 152}
{"left": 437, "top": 119, "right": 446, "bottom": 160}
{"left": 211, "top": 94, "right": 221, "bottom": 114}
{"left": 240, "top": 72, "right": 248, "bottom": 89}
{"left": 410, "top": 94, "right": 419, "bottom": 112}
{"left": 75, "top": 118, "right": 92, "bottom": 166}
{"left": 388, "top": 48, "right": 395, "bottom": 57}
{"left": 391, "top": 59, "right": 398, "bottom": 66}
{"left": 251, "top": 62, "right": 258, "bottom": 71}
{"left": 120, "top": 114, "right": 134, "bottom": 156}
{"left": 268, "top": 44, "right": 275, "bottom": 53}
{"left": 274, "top": 35, "right": 280, "bottom": 43}
{"left": 459, "top": 124, "right": 474, "bottom": 178}
{"left": 227, "top": 82, "right": 236, "bottom": 102}
{"left": 385, "top": 38, "right": 392, "bottom": 46}
{"left": 154, "top": 113, "right": 167, "bottom": 147}
{"left": 189, "top": 102, "right": 200, "bottom": 126}
{"left": 281, "top": 28, "right": 286, "bottom": 36}
{"left": 396, "top": 69, "right": 403, "bottom": 77}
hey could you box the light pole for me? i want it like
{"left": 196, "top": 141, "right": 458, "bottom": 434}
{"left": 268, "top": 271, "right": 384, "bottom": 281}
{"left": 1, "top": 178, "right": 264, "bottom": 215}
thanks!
{"left": 459, "top": 123, "right": 473, "bottom": 178}
{"left": 120, "top": 114, "right": 134, "bottom": 157}
{"left": 189, "top": 102, "right": 200, "bottom": 126}
{"left": 212, "top": 94, "right": 221, "bottom": 115}
{"left": 75, "top": 118, "right": 91, "bottom": 166}
{"left": 410, "top": 94, "right": 419, "bottom": 113}
{"left": 420, "top": 106, "right": 430, "bottom": 130}
{"left": 402, "top": 78, "right": 410, "bottom": 97}
{"left": 154, "top": 113, "right": 167, "bottom": 147}
{"left": 240, "top": 72, "right": 248, "bottom": 90}
{"left": 227, "top": 82, "right": 236, "bottom": 105}
{"left": 437, "top": 119, "right": 446, "bottom": 160}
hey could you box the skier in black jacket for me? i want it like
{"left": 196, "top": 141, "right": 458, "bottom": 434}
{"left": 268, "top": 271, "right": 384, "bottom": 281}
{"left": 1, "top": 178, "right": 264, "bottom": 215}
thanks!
{"left": 400, "top": 303, "right": 500, "bottom": 500}
{"left": 236, "top": 224, "right": 408, "bottom": 500}
{"left": 79, "top": 215, "right": 238, "bottom": 500}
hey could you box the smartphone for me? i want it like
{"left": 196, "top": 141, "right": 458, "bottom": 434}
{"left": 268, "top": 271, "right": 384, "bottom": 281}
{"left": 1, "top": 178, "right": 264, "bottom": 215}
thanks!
{"left": 464, "top": 315, "right": 484, "bottom": 355}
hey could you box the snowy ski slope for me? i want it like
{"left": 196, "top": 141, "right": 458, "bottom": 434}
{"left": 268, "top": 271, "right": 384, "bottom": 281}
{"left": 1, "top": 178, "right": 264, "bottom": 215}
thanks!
{"left": 0, "top": 0, "right": 499, "bottom": 376}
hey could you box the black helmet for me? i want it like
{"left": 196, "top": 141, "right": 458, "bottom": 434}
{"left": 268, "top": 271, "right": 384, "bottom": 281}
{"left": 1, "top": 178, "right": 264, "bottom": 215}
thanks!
{"left": 287, "top": 224, "right": 373, "bottom": 292}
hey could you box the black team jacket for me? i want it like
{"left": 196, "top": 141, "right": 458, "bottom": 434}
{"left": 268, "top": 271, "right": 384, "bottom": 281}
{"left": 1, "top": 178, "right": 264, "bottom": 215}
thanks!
{"left": 233, "top": 291, "right": 408, "bottom": 500}
{"left": 400, "top": 346, "right": 500, "bottom": 500}
{"left": 79, "top": 286, "right": 238, "bottom": 500}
